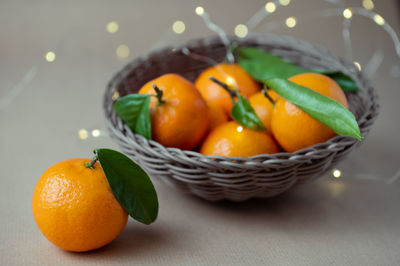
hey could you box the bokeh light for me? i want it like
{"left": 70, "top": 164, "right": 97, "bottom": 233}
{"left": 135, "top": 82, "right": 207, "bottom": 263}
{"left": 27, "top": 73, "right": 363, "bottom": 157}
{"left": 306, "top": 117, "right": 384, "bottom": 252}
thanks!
{"left": 373, "top": 14, "right": 385, "bottom": 26}
{"left": 285, "top": 17, "right": 297, "bottom": 28}
{"left": 362, "top": 0, "right": 374, "bottom": 10}
{"left": 234, "top": 24, "right": 248, "bottom": 38}
{"left": 195, "top": 6, "right": 204, "bottom": 16}
{"left": 265, "top": 2, "right": 276, "bottom": 13}
{"left": 172, "top": 20, "right": 186, "bottom": 34}
{"left": 106, "top": 21, "right": 119, "bottom": 33}
{"left": 354, "top": 61, "right": 362, "bottom": 71}
{"left": 332, "top": 169, "right": 342, "bottom": 178}
{"left": 279, "top": 0, "right": 291, "bottom": 6}
{"left": 343, "top": 8, "right": 353, "bottom": 19}
{"left": 112, "top": 91, "right": 120, "bottom": 101}
{"left": 92, "top": 129, "right": 101, "bottom": 138}
{"left": 45, "top": 51, "right": 56, "bottom": 62}
{"left": 78, "top": 129, "right": 88, "bottom": 140}
{"left": 116, "top": 45, "right": 130, "bottom": 59}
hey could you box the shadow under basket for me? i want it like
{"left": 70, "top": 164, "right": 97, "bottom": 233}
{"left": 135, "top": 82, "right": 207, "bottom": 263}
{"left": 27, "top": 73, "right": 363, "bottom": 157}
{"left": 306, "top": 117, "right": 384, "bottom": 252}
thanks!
{"left": 103, "top": 35, "right": 379, "bottom": 202}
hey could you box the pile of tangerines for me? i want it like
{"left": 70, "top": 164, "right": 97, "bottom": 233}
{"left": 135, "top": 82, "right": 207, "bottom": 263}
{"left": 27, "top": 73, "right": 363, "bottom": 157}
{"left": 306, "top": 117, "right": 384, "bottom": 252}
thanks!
{"left": 136, "top": 63, "right": 349, "bottom": 156}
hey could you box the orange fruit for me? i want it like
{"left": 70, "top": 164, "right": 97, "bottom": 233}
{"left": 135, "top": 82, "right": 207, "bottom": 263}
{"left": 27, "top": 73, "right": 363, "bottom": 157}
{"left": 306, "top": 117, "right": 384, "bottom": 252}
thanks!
{"left": 207, "top": 101, "right": 229, "bottom": 131}
{"left": 139, "top": 73, "right": 209, "bottom": 150}
{"left": 195, "top": 63, "right": 261, "bottom": 115}
{"left": 249, "top": 90, "right": 279, "bottom": 130}
{"left": 200, "top": 121, "right": 279, "bottom": 157}
{"left": 32, "top": 159, "right": 128, "bottom": 252}
{"left": 271, "top": 73, "right": 349, "bottom": 153}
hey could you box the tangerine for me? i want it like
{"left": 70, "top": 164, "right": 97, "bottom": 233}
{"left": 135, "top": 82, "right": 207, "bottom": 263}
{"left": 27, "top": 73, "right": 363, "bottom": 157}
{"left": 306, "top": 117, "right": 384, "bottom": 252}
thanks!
{"left": 249, "top": 90, "right": 278, "bottom": 130}
{"left": 207, "top": 101, "right": 229, "bottom": 132}
{"left": 32, "top": 159, "right": 128, "bottom": 252}
{"left": 139, "top": 73, "right": 209, "bottom": 150}
{"left": 200, "top": 121, "right": 279, "bottom": 157}
{"left": 195, "top": 63, "right": 260, "bottom": 115}
{"left": 271, "top": 73, "right": 349, "bottom": 152}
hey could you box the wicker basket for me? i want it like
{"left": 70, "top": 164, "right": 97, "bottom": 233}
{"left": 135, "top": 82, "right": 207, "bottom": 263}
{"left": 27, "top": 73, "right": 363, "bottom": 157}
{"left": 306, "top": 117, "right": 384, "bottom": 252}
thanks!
{"left": 103, "top": 35, "right": 379, "bottom": 202}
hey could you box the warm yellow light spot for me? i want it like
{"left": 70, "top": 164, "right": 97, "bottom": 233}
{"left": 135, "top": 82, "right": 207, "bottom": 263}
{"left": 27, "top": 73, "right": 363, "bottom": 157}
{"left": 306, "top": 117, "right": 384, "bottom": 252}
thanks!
{"left": 116, "top": 45, "right": 130, "bottom": 59}
{"left": 195, "top": 6, "right": 204, "bottom": 16}
{"left": 234, "top": 24, "right": 248, "bottom": 38}
{"left": 226, "top": 76, "right": 235, "bottom": 86}
{"left": 325, "top": 181, "right": 347, "bottom": 198}
{"left": 373, "top": 14, "right": 385, "bottom": 26}
{"left": 343, "top": 8, "right": 353, "bottom": 19}
{"left": 353, "top": 61, "right": 362, "bottom": 71}
{"left": 45, "top": 51, "right": 56, "bottom": 62}
{"left": 265, "top": 2, "right": 276, "bottom": 13}
{"left": 172, "top": 20, "right": 185, "bottom": 34}
{"left": 332, "top": 169, "right": 342, "bottom": 178}
{"left": 362, "top": 0, "right": 374, "bottom": 10}
{"left": 92, "top": 129, "right": 101, "bottom": 138}
{"left": 106, "top": 21, "right": 119, "bottom": 33}
{"left": 112, "top": 91, "right": 120, "bottom": 101}
{"left": 285, "top": 17, "right": 297, "bottom": 28}
{"left": 78, "top": 129, "right": 88, "bottom": 140}
{"left": 279, "top": 0, "right": 291, "bottom": 6}
{"left": 236, "top": 126, "right": 243, "bottom": 133}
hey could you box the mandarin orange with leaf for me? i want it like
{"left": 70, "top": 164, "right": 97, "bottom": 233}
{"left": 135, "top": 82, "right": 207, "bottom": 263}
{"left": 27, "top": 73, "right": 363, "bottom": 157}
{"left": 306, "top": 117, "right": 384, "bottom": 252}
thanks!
{"left": 139, "top": 73, "right": 209, "bottom": 150}
{"left": 271, "top": 73, "right": 349, "bottom": 153}
{"left": 195, "top": 63, "right": 260, "bottom": 115}
{"left": 32, "top": 158, "right": 128, "bottom": 252}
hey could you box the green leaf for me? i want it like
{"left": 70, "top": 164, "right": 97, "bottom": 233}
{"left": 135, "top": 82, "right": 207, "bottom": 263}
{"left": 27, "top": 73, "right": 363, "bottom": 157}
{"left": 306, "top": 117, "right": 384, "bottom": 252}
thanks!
{"left": 238, "top": 47, "right": 305, "bottom": 81}
{"left": 237, "top": 47, "right": 358, "bottom": 92}
{"left": 320, "top": 71, "right": 359, "bottom": 92}
{"left": 114, "top": 94, "right": 151, "bottom": 139}
{"left": 96, "top": 148, "right": 158, "bottom": 225}
{"left": 231, "top": 96, "right": 266, "bottom": 131}
{"left": 264, "top": 78, "right": 362, "bottom": 140}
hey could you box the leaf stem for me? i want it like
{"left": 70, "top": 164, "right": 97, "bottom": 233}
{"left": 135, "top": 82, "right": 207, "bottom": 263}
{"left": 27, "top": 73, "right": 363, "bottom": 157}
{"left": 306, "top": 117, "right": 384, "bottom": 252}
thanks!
{"left": 152, "top": 84, "right": 165, "bottom": 105}
{"left": 85, "top": 154, "right": 98, "bottom": 169}
{"left": 209, "top": 76, "right": 238, "bottom": 104}
{"left": 262, "top": 84, "right": 276, "bottom": 106}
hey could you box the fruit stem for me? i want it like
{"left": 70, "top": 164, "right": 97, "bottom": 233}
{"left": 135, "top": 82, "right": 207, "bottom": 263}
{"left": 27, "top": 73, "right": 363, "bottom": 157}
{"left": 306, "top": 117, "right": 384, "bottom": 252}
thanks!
{"left": 152, "top": 84, "right": 165, "bottom": 105}
{"left": 209, "top": 76, "right": 238, "bottom": 103}
{"left": 224, "top": 42, "right": 238, "bottom": 64}
{"left": 85, "top": 155, "right": 98, "bottom": 169}
{"left": 262, "top": 84, "right": 276, "bottom": 106}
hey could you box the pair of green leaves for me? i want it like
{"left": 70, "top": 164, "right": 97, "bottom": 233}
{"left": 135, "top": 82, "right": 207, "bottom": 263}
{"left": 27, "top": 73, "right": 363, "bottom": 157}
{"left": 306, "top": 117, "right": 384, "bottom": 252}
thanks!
{"left": 236, "top": 47, "right": 362, "bottom": 140}
{"left": 94, "top": 148, "right": 158, "bottom": 225}
{"left": 238, "top": 47, "right": 358, "bottom": 92}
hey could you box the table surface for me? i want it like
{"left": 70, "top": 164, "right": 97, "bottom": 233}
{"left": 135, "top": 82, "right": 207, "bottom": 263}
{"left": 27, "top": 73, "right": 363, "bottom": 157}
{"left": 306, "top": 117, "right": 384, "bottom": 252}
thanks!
{"left": 1, "top": 0, "right": 400, "bottom": 265}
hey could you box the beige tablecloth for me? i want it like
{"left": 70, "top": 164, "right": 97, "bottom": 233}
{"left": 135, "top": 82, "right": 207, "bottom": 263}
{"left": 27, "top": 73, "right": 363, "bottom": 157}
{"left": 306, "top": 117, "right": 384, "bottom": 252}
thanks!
{"left": 1, "top": 0, "right": 400, "bottom": 265}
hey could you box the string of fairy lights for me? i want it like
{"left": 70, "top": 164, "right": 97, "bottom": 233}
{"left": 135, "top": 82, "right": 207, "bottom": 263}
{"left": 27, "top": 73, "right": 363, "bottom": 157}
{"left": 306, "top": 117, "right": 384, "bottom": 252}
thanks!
{"left": 2, "top": 0, "right": 399, "bottom": 184}
{"left": 167, "top": 0, "right": 398, "bottom": 182}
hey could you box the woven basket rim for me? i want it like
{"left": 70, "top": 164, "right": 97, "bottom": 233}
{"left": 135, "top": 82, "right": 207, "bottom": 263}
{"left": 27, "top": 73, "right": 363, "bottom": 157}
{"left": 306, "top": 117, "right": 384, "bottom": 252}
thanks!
{"left": 103, "top": 34, "right": 380, "bottom": 166}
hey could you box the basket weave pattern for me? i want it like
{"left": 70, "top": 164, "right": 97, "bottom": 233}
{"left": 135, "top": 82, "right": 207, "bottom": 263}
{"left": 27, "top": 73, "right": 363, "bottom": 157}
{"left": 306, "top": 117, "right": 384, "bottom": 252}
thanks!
{"left": 103, "top": 35, "right": 379, "bottom": 201}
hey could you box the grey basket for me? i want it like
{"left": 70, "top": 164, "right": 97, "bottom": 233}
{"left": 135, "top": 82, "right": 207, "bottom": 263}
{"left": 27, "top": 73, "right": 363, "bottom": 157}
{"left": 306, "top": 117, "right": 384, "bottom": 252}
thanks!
{"left": 103, "top": 35, "right": 379, "bottom": 202}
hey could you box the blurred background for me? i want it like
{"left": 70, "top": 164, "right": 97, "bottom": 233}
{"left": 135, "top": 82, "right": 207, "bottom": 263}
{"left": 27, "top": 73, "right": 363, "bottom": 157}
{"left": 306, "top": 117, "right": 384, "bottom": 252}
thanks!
{"left": 1, "top": 0, "right": 399, "bottom": 265}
